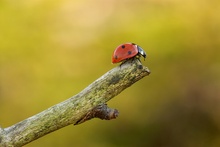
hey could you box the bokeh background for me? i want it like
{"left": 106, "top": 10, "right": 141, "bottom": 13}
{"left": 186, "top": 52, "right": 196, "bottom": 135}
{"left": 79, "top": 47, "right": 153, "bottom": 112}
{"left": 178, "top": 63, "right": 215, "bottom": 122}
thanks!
{"left": 1, "top": 0, "right": 220, "bottom": 146}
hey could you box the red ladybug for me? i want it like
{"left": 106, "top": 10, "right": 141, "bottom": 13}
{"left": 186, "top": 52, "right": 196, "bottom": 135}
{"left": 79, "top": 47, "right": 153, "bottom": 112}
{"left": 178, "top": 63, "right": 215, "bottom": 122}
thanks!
{"left": 112, "top": 43, "right": 146, "bottom": 63}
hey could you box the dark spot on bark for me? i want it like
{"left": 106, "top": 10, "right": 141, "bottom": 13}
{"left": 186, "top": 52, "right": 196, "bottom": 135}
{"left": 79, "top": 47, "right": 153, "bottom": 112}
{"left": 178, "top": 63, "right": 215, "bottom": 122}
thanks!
{"left": 138, "top": 64, "right": 143, "bottom": 69}
{"left": 109, "top": 75, "right": 120, "bottom": 85}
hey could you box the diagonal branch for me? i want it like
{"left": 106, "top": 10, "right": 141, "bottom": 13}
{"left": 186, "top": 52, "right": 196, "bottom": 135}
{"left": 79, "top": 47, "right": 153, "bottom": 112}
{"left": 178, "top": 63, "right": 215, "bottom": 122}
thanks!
{"left": 0, "top": 59, "right": 150, "bottom": 147}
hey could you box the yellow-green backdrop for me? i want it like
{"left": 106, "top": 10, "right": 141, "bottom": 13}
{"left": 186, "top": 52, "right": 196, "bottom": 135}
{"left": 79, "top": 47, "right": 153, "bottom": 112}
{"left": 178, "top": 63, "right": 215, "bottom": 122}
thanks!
{"left": 0, "top": 0, "right": 220, "bottom": 146}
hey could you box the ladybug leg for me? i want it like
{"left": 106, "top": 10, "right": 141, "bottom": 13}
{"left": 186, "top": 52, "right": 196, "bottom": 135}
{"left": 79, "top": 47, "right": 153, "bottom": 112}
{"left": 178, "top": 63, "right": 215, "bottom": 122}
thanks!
{"left": 133, "top": 57, "right": 139, "bottom": 63}
{"left": 119, "top": 60, "right": 127, "bottom": 68}
{"left": 120, "top": 58, "right": 136, "bottom": 67}
{"left": 137, "top": 57, "right": 142, "bottom": 63}
{"left": 120, "top": 57, "right": 141, "bottom": 68}
{"left": 129, "top": 56, "right": 141, "bottom": 64}
{"left": 135, "top": 54, "right": 143, "bottom": 63}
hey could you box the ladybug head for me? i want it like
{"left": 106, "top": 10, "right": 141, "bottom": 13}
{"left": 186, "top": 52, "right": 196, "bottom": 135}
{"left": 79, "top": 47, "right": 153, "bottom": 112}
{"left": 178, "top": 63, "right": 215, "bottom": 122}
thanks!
{"left": 137, "top": 45, "right": 147, "bottom": 59}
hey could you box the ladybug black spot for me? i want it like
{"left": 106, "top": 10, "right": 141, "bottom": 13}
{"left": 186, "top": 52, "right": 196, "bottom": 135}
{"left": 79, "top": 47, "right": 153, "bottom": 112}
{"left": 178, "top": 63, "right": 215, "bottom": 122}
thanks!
{"left": 121, "top": 45, "right": 125, "bottom": 49}
{"left": 128, "top": 51, "right": 132, "bottom": 55}
{"left": 114, "top": 55, "right": 118, "bottom": 59}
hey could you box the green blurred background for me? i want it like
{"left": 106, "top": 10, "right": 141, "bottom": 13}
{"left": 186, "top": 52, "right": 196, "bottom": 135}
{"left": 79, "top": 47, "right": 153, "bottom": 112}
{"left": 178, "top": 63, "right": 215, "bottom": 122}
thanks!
{"left": 1, "top": 0, "right": 220, "bottom": 146}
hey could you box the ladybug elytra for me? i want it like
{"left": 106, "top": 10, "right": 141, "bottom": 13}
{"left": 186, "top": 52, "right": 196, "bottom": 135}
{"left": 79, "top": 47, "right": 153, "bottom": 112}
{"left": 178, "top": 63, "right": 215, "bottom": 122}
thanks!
{"left": 112, "top": 43, "right": 146, "bottom": 63}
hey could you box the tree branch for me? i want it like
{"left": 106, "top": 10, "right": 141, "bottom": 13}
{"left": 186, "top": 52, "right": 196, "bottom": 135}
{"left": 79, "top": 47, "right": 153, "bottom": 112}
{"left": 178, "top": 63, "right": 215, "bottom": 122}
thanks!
{"left": 0, "top": 59, "right": 150, "bottom": 147}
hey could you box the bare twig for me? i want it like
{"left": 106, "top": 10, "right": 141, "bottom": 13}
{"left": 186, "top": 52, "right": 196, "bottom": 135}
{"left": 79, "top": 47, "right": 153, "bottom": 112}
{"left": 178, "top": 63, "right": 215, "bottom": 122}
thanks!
{"left": 0, "top": 59, "right": 150, "bottom": 147}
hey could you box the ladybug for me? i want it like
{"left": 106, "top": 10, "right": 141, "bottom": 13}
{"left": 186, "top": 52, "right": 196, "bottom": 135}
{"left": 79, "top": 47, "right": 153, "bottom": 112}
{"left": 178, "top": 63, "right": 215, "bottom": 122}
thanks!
{"left": 112, "top": 43, "right": 146, "bottom": 63}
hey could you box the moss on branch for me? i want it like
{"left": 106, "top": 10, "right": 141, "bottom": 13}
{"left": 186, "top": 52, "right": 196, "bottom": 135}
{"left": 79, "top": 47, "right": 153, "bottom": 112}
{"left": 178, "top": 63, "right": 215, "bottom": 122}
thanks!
{"left": 0, "top": 59, "right": 150, "bottom": 147}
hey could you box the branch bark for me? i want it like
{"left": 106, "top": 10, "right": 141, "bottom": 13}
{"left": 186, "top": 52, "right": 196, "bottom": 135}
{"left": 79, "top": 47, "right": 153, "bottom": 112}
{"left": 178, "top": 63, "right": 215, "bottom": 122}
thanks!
{"left": 0, "top": 59, "right": 150, "bottom": 147}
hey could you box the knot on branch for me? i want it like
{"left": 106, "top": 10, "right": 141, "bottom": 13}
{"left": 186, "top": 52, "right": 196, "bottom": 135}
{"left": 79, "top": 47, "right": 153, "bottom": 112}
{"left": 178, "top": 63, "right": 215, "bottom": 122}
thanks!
{"left": 74, "top": 104, "right": 119, "bottom": 125}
